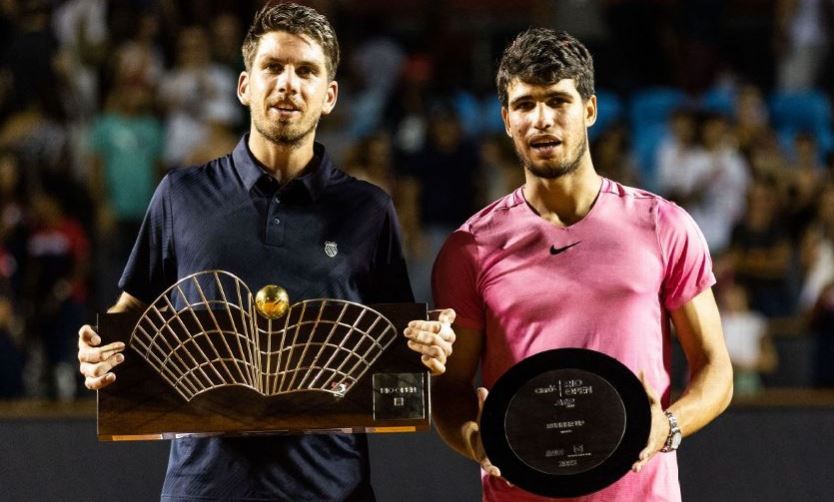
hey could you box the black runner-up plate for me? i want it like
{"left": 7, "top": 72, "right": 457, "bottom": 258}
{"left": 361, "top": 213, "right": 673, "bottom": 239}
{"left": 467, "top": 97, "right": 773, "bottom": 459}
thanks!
{"left": 480, "top": 348, "right": 651, "bottom": 498}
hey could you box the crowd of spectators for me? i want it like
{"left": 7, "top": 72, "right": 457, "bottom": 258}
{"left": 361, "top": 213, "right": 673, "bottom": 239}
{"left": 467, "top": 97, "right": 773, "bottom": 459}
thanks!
{"left": 1, "top": 0, "right": 834, "bottom": 401}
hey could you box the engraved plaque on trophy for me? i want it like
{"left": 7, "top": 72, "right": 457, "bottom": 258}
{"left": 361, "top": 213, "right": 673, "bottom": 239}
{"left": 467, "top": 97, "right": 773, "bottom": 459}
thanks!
{"left": 480, "top": 348, "right": 651, "bottom": 498}
{"left": 96, "top": 270, "right": 429, "bottom": 440}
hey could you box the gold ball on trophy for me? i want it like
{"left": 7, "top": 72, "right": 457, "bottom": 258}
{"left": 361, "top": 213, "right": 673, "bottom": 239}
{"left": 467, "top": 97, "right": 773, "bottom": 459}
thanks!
{"left": 255, "top": 285, "right": 290, "bottom": 320}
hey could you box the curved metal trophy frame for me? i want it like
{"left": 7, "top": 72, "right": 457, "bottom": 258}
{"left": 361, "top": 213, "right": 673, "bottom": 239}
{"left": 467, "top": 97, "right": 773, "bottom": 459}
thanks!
{"left": 97, "top": 270, "right": 429, "bottom": 440}
{"left": 480, "top": 348, "right": 650, "bottom": 498}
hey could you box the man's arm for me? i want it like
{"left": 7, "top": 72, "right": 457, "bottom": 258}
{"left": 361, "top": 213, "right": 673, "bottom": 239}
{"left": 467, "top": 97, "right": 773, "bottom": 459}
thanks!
{"left": 432, "top": 325, "right": 500, "bottom": 476}
{"left": 77, "top": 292, "right": 148, "bottom": 390}
{"left": 633, "top": 287, "right": 733, "bottom": 471}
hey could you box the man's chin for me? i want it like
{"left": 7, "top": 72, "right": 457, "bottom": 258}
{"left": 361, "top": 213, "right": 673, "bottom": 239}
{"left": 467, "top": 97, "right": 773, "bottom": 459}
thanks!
{"left": 525, "top": 161, "right": 577, "bottom": 180}
{"left": 255, "top": 122, "right": 315, "bottom": 147}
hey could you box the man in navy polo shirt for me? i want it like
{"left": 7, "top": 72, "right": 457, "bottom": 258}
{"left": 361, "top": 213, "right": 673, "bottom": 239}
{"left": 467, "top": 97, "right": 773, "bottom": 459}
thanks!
{"left": 76, "top": 3, "right": 455, "bottom": 501}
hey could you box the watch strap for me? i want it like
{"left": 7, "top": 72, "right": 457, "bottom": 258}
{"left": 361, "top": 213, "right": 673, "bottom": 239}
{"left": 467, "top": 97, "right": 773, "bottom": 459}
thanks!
{"left": 661, "top": 410, "right": 681, "bottom": 452}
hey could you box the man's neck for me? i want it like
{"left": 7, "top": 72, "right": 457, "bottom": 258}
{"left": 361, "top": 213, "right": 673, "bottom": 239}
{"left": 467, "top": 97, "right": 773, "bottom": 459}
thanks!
{"left": 523, "top": 162, "right": 602, "bottom": 227}
{"left": 247, "top": 130, "right": 316, "bottom": 183}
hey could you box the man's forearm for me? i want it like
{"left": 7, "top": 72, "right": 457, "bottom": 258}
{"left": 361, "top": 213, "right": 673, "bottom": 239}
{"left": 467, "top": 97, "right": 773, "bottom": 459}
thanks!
{"left": 667, "top": 356, "right": 733, "bottom": 438}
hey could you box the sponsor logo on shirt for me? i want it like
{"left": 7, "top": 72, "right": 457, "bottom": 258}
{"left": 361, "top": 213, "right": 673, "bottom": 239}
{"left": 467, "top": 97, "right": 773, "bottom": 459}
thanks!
{"left": 324, "top": 241, "right": 338, "bottom": 258}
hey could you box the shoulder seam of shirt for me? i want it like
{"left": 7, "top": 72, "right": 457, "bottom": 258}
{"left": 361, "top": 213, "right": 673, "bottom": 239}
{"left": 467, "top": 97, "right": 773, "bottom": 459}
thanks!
{"left": 601, "top": 177, "right": 658, "bottom": 200}
{"left": 464, "top": 190, "right": 521, "bottom": 235}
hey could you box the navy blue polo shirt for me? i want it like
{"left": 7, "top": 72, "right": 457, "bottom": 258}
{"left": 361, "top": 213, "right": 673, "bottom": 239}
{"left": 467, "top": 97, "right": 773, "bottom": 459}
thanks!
{"left": 120, "top": 136, "right": 413, "bottom": 502}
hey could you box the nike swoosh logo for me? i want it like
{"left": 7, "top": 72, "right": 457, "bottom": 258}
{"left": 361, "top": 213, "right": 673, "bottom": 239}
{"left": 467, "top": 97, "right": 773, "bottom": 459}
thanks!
{"left": 550, "top": 241, "right": 581, "bottom": 255}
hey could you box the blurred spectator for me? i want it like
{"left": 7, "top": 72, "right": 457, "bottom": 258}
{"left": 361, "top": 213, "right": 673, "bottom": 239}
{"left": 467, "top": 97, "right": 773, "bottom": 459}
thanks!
{"left": 111, "top": 10, "right": 164, "bottom": 91}
{"left": 784, "top": 132, "right": 827, "bottom": 241}
{"left": 158, "top": 25, "right": 241, "bottom": 168}
{"left": 797, "top": 184, "right": 834, "bottom": 314}
{"left": 0, "top": 149, "right": 28, "bottom": 298}
{"left": 657, "top": 108, "right": 699, "bottom": 196}
{"left": 592, "top": 123, "right": 640, "bottom": 187}
{"left": 798, "top": 220, "right": 834, "bottom": 313}
{"left": 407, "top": 104, "right": 481, "bottom": 232}
{"left": 0, "top": 286, "right": 24, "bottom": 399}
{"left": 403, "top": 104, "right": 481, "bottom": 302}
{"left": 734, "top": 84, "right": 771, "bottom": 156}
{"left": 387, "top": 54, "right": 433, "bottom": 156}
{"left": 661, "top": 112, "right": 750, "bottom": 253}
{"left": 0, "top": 93, "right": 69, "bottom": 175}
{"left": 729, "top": 179, "right": 795, "bottom": 318}
{"left": 810, "top": 281, "right": 834, "bottom": 386}
{"left": 480, "top": 133, "right": 524, "bottom": 203}
{"left": 746, "top": 128, "right": 788, "bottom": 182}
{"left": 0, "top": 0, "right": 60, "bottom": 114}
{"left": 23, "top": 188, "right": 90, "bottom": 401}
{"left": 343, "top": 131, "right": 397, "bottom": 195}
{"left": 719, "top": 282, "right": 778, "bottom": 396}
{"left": 342, "top": 129, "right": 426, "bottom": 260}
{"left": 347, "top": 15, "right": 404, "bottom": 139}
{"left": 774, "top": 0, "right": 833, "bottom": 91}
{"left": 211, "top": 12, "right": 245, "bottom": 75}
{"left": 89, "top": 81, "right": 162, "bottom": 305}
{"left": 52, "top": 0, "right": 109, "bottom": 121}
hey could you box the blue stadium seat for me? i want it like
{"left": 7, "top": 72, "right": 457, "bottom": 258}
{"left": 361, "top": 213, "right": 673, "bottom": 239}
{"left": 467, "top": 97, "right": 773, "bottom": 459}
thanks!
{"left": 628, "top": 87, "right": 686, "bottom": 130}
{"left": 770, "top": 90, "right": 834, "bottom": 158}
{"left": 633, "top": 123, "right": 669, "bottom": 192}
{"left": 770, "top": 90, "right": 832, "bottom": 132}
{"left": 700, "top": 86, "right": 736, "bottom": 117}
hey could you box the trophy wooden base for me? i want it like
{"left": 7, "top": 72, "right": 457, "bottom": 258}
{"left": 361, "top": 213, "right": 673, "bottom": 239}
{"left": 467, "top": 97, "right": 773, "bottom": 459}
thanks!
{"left": 97, "top": 303, "right": 429, "bottom": 441}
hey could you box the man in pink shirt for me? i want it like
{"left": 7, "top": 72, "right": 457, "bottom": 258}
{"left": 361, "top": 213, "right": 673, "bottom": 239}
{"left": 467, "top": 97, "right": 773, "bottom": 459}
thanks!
{"left": 431, "top": 28, "right": 733, "bottom": 502}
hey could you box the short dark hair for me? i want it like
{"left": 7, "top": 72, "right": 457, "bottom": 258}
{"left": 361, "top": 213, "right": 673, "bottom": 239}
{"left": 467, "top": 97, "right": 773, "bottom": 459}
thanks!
{"left": 496, "top": 28, "right": 594, "bottom": 107}
{"left": 242, "top": 2, "right": 340, "bottom": 81}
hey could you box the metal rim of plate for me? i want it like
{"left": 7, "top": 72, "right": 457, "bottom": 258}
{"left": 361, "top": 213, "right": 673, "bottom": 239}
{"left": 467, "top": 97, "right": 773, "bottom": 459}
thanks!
{"left": 480, "top": 348, "right": 651, "bottom": 498}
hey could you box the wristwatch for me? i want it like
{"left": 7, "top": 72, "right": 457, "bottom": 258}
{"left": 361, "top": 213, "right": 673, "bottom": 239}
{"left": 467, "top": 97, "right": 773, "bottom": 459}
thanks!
{"left": 661, "top": 410, "right": 682, "bottom": 452}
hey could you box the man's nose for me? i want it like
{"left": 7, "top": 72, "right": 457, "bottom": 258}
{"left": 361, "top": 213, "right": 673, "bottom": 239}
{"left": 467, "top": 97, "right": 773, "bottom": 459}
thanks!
{"left": 533, "top": 103, "right": 554, "bottom": 129}
{"left": 277, "top": 67, "right": 300, "bottom": 95}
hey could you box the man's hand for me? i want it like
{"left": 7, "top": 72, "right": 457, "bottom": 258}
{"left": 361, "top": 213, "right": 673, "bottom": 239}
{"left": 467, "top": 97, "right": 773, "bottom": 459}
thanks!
{"left": 404, "top": 308, "right": 456, "bottom": 375}
{"left": 77, "top": 324, "right": 126, "bottom": 390}
{"left": 632, "top": 372, "right": 671, "bottom": 473}
{"left": 462, "top": 387, "right": 503, "bottom": 478}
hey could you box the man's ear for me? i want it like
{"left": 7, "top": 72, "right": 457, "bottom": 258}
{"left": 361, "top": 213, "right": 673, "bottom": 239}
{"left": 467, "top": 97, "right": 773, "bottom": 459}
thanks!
{"left": 585, "top": 95, "right": 597, "bottom": 128}
{"left": 501, "top": 106, "right": 511, "bottom": 138}
{"left": 237, "top": 71, "right": 250, "bottom": 106}
{"left": 321, "top": 80, "right": 339, "bottom": 116}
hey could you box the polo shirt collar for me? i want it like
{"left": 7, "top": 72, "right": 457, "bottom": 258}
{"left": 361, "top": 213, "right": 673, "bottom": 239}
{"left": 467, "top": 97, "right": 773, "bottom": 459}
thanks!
{"left": 232, "top": 135, "right": 334, "bottom": 201}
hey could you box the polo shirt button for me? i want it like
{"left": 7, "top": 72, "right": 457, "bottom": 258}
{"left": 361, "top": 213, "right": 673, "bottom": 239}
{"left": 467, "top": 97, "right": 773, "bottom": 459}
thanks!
{"left": 273, "top": 217, "right": 280, "bottom": 224}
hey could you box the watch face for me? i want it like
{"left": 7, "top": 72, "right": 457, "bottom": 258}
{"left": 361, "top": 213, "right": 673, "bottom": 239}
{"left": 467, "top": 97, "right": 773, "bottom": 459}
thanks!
{"left": 670, "top": 431, "right": 682, "bottom": 449}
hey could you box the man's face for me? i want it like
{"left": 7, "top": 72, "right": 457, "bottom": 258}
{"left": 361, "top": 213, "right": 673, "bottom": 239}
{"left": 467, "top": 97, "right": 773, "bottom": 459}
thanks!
{"left": 501, "top": 78, "right": 596, "bottom": 179}
{"left": 238, "top": 31, "right": 337, "bottom": 147}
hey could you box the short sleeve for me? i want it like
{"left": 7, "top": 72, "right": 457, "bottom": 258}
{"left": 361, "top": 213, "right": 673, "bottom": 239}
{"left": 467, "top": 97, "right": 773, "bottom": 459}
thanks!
{"left": 118, "top": 175, "right": 177, "bottom": 304}
{"left": 362, "top": 197, "right": 414, "bottom": 304}
{"left": 431, "top": 229, "right": 484, "bottom": 330}
{"left": 656, "top": 200, "right": 716, "bottom": 311}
